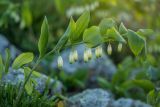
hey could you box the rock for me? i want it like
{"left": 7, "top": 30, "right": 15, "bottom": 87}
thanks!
{"left": 67, "top": 89, "right": 114, "bottom": 107}
{"left": 112, "top": 98, "right": 152, "bottom": 107}
{"left": 0, "top": 34, "right": 20, "bottom": 59}
{"left": 51, "top": 44, "right": 116, "bottom": 80}
{"left": 67, "top": 89, "right": 152, "bottom": 107}
{"left": 2, "top": 68, "right": 63, "bottom": 94}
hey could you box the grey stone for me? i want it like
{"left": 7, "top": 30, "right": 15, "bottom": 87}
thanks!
{"left": 112, "top": 98, "right": 152, "bottom": 107}
{"left": 67, "top": 89, "right": 152, "bottom": 107}
{"left": 2, "top": 68, "right": 63, "bottom": 94}
{"left": 67, "top": 89, "right": 113, "bottom": 107}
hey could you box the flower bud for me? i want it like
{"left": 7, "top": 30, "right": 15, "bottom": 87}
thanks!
{"left": 87, "top": 48, "right": 92, "bottom": 60}
{"left": 69, "top": 52, "right": 75, "bottom": 64}
{"left": 84, "top": 50, "right": 89, "bottom": 63}
{"left": 118, "top": 43, "right": 122, "bottom": 52}
{"left": 73, "top": 50, "right": 78, "bottom": 61}
{"left": 107, "top": 43, "right": 112, "bottom": 55}
{"left": 95, "top": 46, "right": 103, "bottom": 58}
{"left": 57, "top": 56, "right": 63, "bottom": 68}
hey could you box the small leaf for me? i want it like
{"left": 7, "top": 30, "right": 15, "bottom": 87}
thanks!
{"left": 105, "top": 27, "right": 126, "bottom": 43}
{"left": 83, "top": 26, "right": 103, "bottom": 48}
{"left": 4, "top": 48, "right": 11, "bottom": 73}
{"left": 97, "top": 77, "right": 113, "bottom": 90}
{"left": 119, "top": 22, "right": 128, "bottom": 34}
{"left": 55, "top": 17, "right": 76, "bottom": 51}
{"left": 99, "top": 18, "right": 116, "bottom": 36}
{"left": 68, "top": 17, "right": 76, "bottom": 43}
{"left": 24, "top": 67, "right": 33, "bottom": 95}
{"left": 23, "top": 67, "right": 31, "bottom": 80}
{"left": 72, "top": 11, "right": 90, "bottom": 43}
{"left": 38, "top": 16, "right": 49, "bottom": 58}
{"left": 12, "top": 52, "right": 34, "bottom": 69}
{"left": 147, "top": 90, "right": 160, "bottom": 106}
{"left": 25, "top": 80, "right": 33, "bottom": 95}
{"left": 121, "top": 79, "right": 154, "bottom": 92}
{"left": 137, "top": 29, "right": 154, "bottom": 37}
{"left": 32, "top": 71, "right": 42, "bottom": 78}
{"left": 127, "top": 29, "right": 145, "bottom": 56}
{"left": 147, "top": 90, "right": 156, "bottom": 105}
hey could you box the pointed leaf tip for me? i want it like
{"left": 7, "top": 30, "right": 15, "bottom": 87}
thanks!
{"left": 70, "top": 11, "right": 90, "bottom": 43}
{"left": 119, "top": 22, "right": 128, "bottom": 34}
{"left": 38, "top": 17, "right": 49, "bottom": 58}
{"left": 127, "top": 29, "right": 145, "bottom": 56}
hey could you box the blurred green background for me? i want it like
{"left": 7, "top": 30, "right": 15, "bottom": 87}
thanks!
{"left": 1, "top": 0, "right": 160, "bottom": 53}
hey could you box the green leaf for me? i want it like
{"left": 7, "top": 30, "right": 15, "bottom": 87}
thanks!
{"left": 38, "top": 16, "right": 49, "bottom": 58}
{"left": 97, "top": 77, "right": 113, "bottom": 90}
{"left": 119, "top": 22, "right": 128, "bottom": 34}
{"left": 24, "top": 67, "right": 33, "bottom": 95}
{"left": 68, "top": 17, "right": 76, "bottom": 42}
{"left": 127, "top": 29, "right": 145, "bottom": 56}
{"left": 147, "top": 90, "right": 160, "bottom": 106}
{"left": 23, "top": 67, "right": 41, "bottom": 78}
{"left": 4, "top": 48, "right": 11, "bottom": 73}
{"left": 99, "top": 18, "right": 116, "bottom": 36}
{"left": 23, "top": 67, "right": 30, "bottom": 80}
{"left": 73, "top": 79, "right": 85, "bottom": 88}
{"left": 0, "top": 54, "right": 4, "bottom": 79}
{"left": 12, "top": 52, "right": 34, "bottom": 70}
{"left": 137, "top": 29, "right": 154, "bottom": 37}
{"left": 83, "top": 26, "right": 103, "bottom": 48}
{"left": 121, "top": 79, "right": 154, "bottom": 92}
{"left": 25, "top": 78, "right": 33, "bottom": 95}
{"left": 147, "top": 90, "right": 156, "bottom": 105}
{"left": 32, "top": 71, "right": 42, "bottom": 78}
{"left": 71, "top": 11, "right": 90, "bottom": 43}
{"left": 105, "top": 27, "right": 126, "bottom": 43}
{"left": 55, "top": 17, "right": 76, "bottom": 51}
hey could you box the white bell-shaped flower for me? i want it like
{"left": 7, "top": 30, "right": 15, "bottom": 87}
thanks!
{"left": 83, "top": 50, "right": 89, "bottom": 63}
{"left": 73, "top": 50, "right": 78, "bottom": 61}
{"left": 107, "top": 43, "right": 112, "bottom": 55}
{"left": 118, "top": 43, "right": 123, "bottom": 52}
{"left": 95, "top": 46, "right": 103, "bottom": 58}
{"left": 57, "top": 56, "right": 63, "bottom": 68}
{"left": 69, "top": 52, "right": 75, "bottom": 64}
{"left": 87, "top": 48, "right": 92, "bottom": 60}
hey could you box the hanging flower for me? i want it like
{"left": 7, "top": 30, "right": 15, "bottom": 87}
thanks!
{"left": 87, "top": 48, "right": 92, "bottom": 60}
{"left": 57, "top": 56, "right": 63, "bottom": 68}
{"left": 69, "top": 51, "right": 75, "bottom": 64}
{"left": 84, "top": 50, "right": 89, "bottom": 63}
{"left": 73, "top": 50, "right": 78, "bottom": 61}
{"left": 118, "top": 43, "right": 123, "bottom": 52}
{"left": 95, "top": 46, "right": 103, "bottom": 58}
{"left": 107, "top": 43, "right": 112, "bottom": 55}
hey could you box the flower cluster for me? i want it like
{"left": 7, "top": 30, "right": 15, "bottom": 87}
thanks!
{"left": 57, "top": 43, "right": 123, "bottom": 68}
